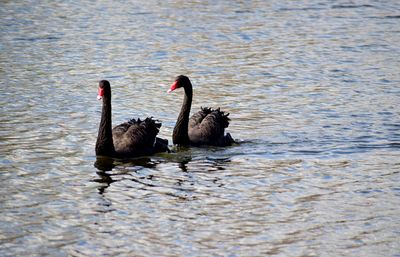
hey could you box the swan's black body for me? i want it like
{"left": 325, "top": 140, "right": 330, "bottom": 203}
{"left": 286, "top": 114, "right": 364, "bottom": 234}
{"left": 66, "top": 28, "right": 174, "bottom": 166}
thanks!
{"left": 168, "top": 75, "right": 234, "bottom": 146}
{"left": 95, "top": 80, "right": 169, "bottom": 157}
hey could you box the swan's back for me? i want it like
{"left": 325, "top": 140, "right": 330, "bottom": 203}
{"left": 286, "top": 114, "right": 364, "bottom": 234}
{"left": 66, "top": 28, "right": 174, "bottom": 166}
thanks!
{"left": 112, "top": 118, "right": 163, "bottom": 156}
{"left": 188, "top": 107, "right": 232, "bottom": 146}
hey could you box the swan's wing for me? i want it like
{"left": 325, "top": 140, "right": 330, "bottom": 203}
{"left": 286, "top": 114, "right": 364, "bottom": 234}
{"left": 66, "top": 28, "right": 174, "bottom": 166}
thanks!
{"left": 113, "top": 118, "right": 161, "bottom": 154}
{"left": 188, "top": 107, "right": 210, "bottom": 128}
{"left": 112, "top": 122, "right": 131, "bottom": 138}
{"left": 188, "top": 107, "right": 230, "bottom": 144}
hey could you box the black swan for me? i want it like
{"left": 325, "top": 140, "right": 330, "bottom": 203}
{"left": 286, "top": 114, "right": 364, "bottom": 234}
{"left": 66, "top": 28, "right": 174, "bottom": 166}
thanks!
{"left": 95, "top": 80, "right": 169, "bottom": 157}
{"left": 167, "top": 75, "right": 234, "bottom": 146}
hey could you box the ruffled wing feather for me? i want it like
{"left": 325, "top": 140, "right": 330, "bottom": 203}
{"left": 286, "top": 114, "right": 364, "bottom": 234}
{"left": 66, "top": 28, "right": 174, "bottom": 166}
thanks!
{"left": 112, "top": 117, "right": 166, "bottom": 156}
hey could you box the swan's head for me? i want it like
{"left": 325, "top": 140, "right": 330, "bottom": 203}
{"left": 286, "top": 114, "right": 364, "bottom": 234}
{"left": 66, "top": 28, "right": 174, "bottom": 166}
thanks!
{"left": 97, "top": 80, "right": 111, "bottom": 100}
{"left": 167, "top": 75, "right": 190, "bottom": 93}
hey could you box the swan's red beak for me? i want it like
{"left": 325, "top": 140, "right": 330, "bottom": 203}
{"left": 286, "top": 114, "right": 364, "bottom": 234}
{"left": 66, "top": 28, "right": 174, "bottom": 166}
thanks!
{"left": 97, "top": 87, "right": 104, "bottom": 100}
{"left": 167, "top": 81, "right": 178, "bottom": 93}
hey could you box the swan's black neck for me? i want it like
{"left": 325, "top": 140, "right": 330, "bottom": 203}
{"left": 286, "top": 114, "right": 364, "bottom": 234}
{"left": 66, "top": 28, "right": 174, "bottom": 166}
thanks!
{"left": 96, "top": 94, "right": 115, "bottom": 156}
{"left": 173, "top": 82, "right": 192, "bottom": 145}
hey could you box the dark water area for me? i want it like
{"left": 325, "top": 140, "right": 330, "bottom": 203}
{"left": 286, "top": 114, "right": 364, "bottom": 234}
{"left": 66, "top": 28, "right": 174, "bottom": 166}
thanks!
{"left": 1, "top": 1, "right": 399, "bottom": 256}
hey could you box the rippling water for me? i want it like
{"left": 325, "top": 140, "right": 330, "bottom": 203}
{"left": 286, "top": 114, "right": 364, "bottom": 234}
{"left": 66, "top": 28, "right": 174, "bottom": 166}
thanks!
{"left": 1, "top": 1, "right": 400, "bottom": 256}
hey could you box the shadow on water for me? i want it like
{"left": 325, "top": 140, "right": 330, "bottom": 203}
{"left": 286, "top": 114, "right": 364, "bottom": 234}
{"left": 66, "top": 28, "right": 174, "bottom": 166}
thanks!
{"left": 93, "top": 156, "right": 163, "bottom": 194}
{"left": 94, "top": 155, "right": 161, "bottom": 172}
{"left": 93, "top": 140, "right": 253, "bottom": 174}
{"left": 91, "top": 144, "right": 239, "bottom": 195}
{"left": 90, "top": 138, "right": 308, "bottom": 199}
{"left": 94, "top": 156, "right": 116, "bottom": 172}
{"left": 92, "top": 143, "right": 227, "bottom": 171}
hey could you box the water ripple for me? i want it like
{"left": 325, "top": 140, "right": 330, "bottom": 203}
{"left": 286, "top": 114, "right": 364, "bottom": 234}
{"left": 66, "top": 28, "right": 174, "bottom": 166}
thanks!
{"left": 1, "top": 0, "right": 400, "bottom": 256}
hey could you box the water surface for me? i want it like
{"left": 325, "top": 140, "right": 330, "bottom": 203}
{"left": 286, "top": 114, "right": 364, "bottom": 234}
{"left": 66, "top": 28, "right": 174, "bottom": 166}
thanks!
{"left": 1, "top": 1, "right": 399, "bottom": 256}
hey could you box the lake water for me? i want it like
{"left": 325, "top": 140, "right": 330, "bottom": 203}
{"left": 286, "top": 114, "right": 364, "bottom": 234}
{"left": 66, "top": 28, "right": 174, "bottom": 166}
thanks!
{"left": 1, "top": 1, "right": 399, "bottom": 256}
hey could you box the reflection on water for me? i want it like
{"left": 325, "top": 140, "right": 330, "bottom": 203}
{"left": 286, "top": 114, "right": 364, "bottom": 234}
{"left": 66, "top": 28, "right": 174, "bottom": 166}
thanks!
{"left": 94, "top": 156, "right": 116, "bottom": 172}
{"left": 1, "top": 0, "right": 400, "bottom": 256}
